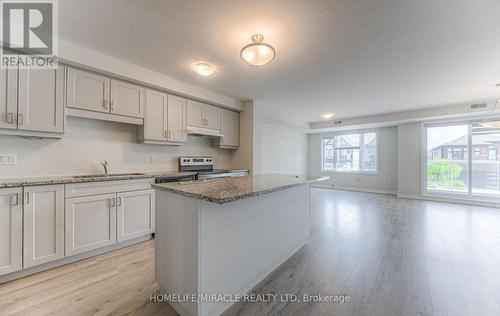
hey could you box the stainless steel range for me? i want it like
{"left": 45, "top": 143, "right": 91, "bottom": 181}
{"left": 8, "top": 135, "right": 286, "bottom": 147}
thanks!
{"left": 179, "top": 156, "right": 248, "bottom": 180}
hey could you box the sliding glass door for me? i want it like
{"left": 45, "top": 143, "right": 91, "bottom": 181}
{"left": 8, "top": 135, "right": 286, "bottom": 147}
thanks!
{"left": 424, "top": 119, "right": 500, "bottom": 199}
{"left": 471, "top": 121, "right": 500, "bottom": 196}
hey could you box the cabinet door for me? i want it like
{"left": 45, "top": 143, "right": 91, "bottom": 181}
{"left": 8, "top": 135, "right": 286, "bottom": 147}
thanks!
{"left": 66, "top": 67, "right": 110, "bottom": 113}
{"left": 117, "top": 189, "right": 155, "bottom": 242}
{"left": 167, "top": 94, "right": 187, "bottom": 142}
{"left": 143, "top": 89, "right": 167, "bottom": 141}
{"left": 23, "top": 185, "right": 64, "bottom": 268}
{"left": 110, "top": 79, "right": 144, "bottom": 118}
{"left": 65, "top": 193, "right": 117, "bottom": 256}
{"left": 220, "top": 109, "right": 240, "bottom": 147}
{"left": 205, "top": 104, "right": 221, "bottom": 130}
{"left": 0, "top": 68, "right": 18, "bottom": 130}
{"left": 17, "top": 66, "right": 64, "bottom": 133}
{"left": 0, "top": 188, "right": 22, "bottom": 276}
{"left": 186, "top": 100, "right": 204, "bottom": 128}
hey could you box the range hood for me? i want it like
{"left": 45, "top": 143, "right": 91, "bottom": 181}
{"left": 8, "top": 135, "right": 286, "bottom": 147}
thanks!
{"left": 186, "top": 125, "right": 223, "bottom": 138}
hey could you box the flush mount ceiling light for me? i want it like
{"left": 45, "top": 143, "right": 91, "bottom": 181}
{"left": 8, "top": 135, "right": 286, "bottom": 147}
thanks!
{"left": 240, "top": 34, "right": 275, "bottom": 66}
{"left": 194, "top": 62, "right": 215, "bottom": 76}
{"left": 320, "top": 112, "right": 335, "bottom": 119}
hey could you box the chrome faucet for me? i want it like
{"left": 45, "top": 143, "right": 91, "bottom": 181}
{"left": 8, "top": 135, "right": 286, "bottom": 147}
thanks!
{"left": 101, "top": 161, "right": 109, "bottom": 175}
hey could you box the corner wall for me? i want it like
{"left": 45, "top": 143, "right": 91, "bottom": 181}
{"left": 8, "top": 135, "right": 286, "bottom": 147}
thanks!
{"left": 260, "top": 118, "right": 308, "bottom": 175}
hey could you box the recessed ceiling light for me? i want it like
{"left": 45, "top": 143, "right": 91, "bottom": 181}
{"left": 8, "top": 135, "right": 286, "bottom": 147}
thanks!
{"left": 194, "top": 62, "right": 215, "bottom": 76}
{"left": 240, "top": 34, "right": 275, "bottom": 66}
{"left": 320, "top": 112, "right": 335, "bottom": 119}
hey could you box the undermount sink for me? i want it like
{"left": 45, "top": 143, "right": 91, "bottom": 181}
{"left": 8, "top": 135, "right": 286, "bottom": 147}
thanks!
{"left": 72, "top": 173, "right": 145, "bottom": 178}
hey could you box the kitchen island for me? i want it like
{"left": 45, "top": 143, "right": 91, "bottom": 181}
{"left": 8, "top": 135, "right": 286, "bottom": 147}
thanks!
{"left": 152, "top": 174, "right": 327, "bottom": 316}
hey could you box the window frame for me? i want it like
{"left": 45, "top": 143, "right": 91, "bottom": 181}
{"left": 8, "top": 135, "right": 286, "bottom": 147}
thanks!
{"left": 421, "top": 118, "right": 500, "bottom": 203}
{"left": 321, "top": 129, "right": 380, "bottom": 175}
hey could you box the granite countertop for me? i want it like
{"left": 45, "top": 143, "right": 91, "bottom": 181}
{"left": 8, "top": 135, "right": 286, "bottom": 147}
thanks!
{"left": 152, "top": 174, "right": 329, "bottom": 204}
{"left": 0, "top": 171, "right": 198, "bottom": 188}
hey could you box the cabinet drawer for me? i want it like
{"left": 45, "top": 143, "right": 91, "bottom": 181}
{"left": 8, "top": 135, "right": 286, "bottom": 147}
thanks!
{"left": 65, "top": 179, "right": 153, "bottom": 198}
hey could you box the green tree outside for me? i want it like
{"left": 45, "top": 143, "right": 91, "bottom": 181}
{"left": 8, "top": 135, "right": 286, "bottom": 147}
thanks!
{"left": 427, "top": 158, "right": 465, "bottom": 190}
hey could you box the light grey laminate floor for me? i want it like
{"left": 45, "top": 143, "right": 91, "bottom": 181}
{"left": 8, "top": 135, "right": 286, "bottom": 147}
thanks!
{"left": 2, "top": 188, "right": 500, "bottom": 316}
{"left": 224, "top": 189, "right": 500, "bottom": 316}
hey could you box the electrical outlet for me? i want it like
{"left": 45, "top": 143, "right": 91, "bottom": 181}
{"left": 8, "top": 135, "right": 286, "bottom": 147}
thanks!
{"left": 0, "top": 154, "right": 17, "bottom": 165}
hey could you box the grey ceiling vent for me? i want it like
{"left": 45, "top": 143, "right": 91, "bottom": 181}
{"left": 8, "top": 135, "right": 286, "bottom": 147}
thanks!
{"left": 471, "top": 103, "right": 487, "bottom": 109}
{"left": 334, "top": 120, "right": 343, "bottom": 125}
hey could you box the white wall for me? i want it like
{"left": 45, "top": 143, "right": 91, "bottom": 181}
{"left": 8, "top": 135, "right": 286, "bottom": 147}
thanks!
{"left": 397, "top": 123, "right": 421, "bottom": 197}
{"left": 308, "top": 127, "right": 398, "bottom": 194}
{"left": 0, "top": 117, "right": 234, "bottom": 178}
{"left": 260, "top": 118, "right": 308, "bottom": 175}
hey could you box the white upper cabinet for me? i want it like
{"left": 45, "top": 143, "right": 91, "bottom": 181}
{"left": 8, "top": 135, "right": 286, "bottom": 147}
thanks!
{"left": 186, "top": 100, "right": 205, "bottom": 128}
{"left": 186, "top": 100, "right": 221, "bottom": 130}
{"left": 66, "top": 67, "right": 110, "bottom": 113}
{"left": 18, "top": 68, "right": 64, "bottom": 133}
{"left": 167, "top": 94, "right": 187, "bottom": 143}
{"left": 110, "top": 79, "right": 144, "bottom": 118}
{"left": 205, "top": 104, "right": 221, "bottom": 130}
{"left": 0, "top": 69, "right": 18, "bottom": 130}
{"left": 215, "top": 109, "right": 240, "bottom": 148}
{"left": 23, "top": 185, "right": 64, "bottom": 268}
{"left": 0, "top": 188, "right": 22, "bottom": 276}
{"left": 0, "top": 66, "right": 64, "bottom": 137}
{"left": 139, "top": 89, "right": 187, "bottom": 145}
{"left": 142, "top": 89, "right": 167, "bottom": 142}
{"left": 65, "top": 67, "right": 144, "bottom": 124}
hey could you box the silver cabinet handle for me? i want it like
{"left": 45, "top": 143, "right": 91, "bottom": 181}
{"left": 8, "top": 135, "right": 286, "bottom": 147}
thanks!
{"left": 117, "top": 197, "right": 122, "bottom": 206}
{"left": 17, "top": 113, "right": 23, "bottom": 125}
{"left": 11, "top": 193, "right": 19, "bottom": 206}
{"left": 6, "top": 112, "right": 14, "bottom": 124}
{"left": 103, "top": 100, "right": 109, "bottom": 109}
{"left": 110, "top": 101, "right": 116, "bottom": 110}
{"left": 110, "top": 198, "right": 116, "bottom": 207}
{"left": 24, "top": 192, "right": 29, "bottom": 205}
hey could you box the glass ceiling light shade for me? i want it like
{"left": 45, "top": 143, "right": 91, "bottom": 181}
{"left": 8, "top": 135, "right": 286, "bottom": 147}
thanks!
{"left": 195, "top": 62, "right": 215, "bottom": 76}
{"left": 240, "top": 34, "right": 275, "bottom": 66}
{"left": 320, "top": 112, "right": 335, "bottom": 119}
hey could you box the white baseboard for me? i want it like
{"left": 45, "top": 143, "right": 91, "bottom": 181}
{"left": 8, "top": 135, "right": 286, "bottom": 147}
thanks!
{"left": 398, "top": 193, "right": 500, "bottom": 208}
{"left": 312, "top": 184, "right": 397, "bottom": 195}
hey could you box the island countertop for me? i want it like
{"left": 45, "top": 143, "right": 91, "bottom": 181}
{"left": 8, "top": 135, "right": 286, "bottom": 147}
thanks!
{"left": 152, "top": 174, "right": 329, "bottom": 204}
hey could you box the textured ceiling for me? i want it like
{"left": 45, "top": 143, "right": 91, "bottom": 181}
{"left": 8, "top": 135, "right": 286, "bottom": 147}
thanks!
{"left": 59, "top": 0, "right": 500, "bottom": 127}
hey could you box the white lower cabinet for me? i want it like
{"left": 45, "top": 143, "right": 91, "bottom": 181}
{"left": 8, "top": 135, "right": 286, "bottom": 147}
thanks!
{"left": 65, "top": 181, "right": 155, "bottom": 257}
{"left": 0, "top": 188, "right": 22, "bottom": 276}
{"left": 65, "top": 193, "right": 117, "bottom": 256}
{"left": 117, "top": 189, "right": 155, "bottom": 242}
{"left": 23, "top": 185, "right": 65, "bottom": 268}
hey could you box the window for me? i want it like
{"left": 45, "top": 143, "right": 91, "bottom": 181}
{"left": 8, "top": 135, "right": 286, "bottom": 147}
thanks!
{"left": 322, "top": 131, "right": 378, "bottom": 173}
{"left": 425, "top": 120, "right": 500, "bottom": 198}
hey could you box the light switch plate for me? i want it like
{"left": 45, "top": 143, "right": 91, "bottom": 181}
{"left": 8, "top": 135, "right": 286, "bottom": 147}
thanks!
{"left": 0, "top": 154, "right": 17, "bottom": 165}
